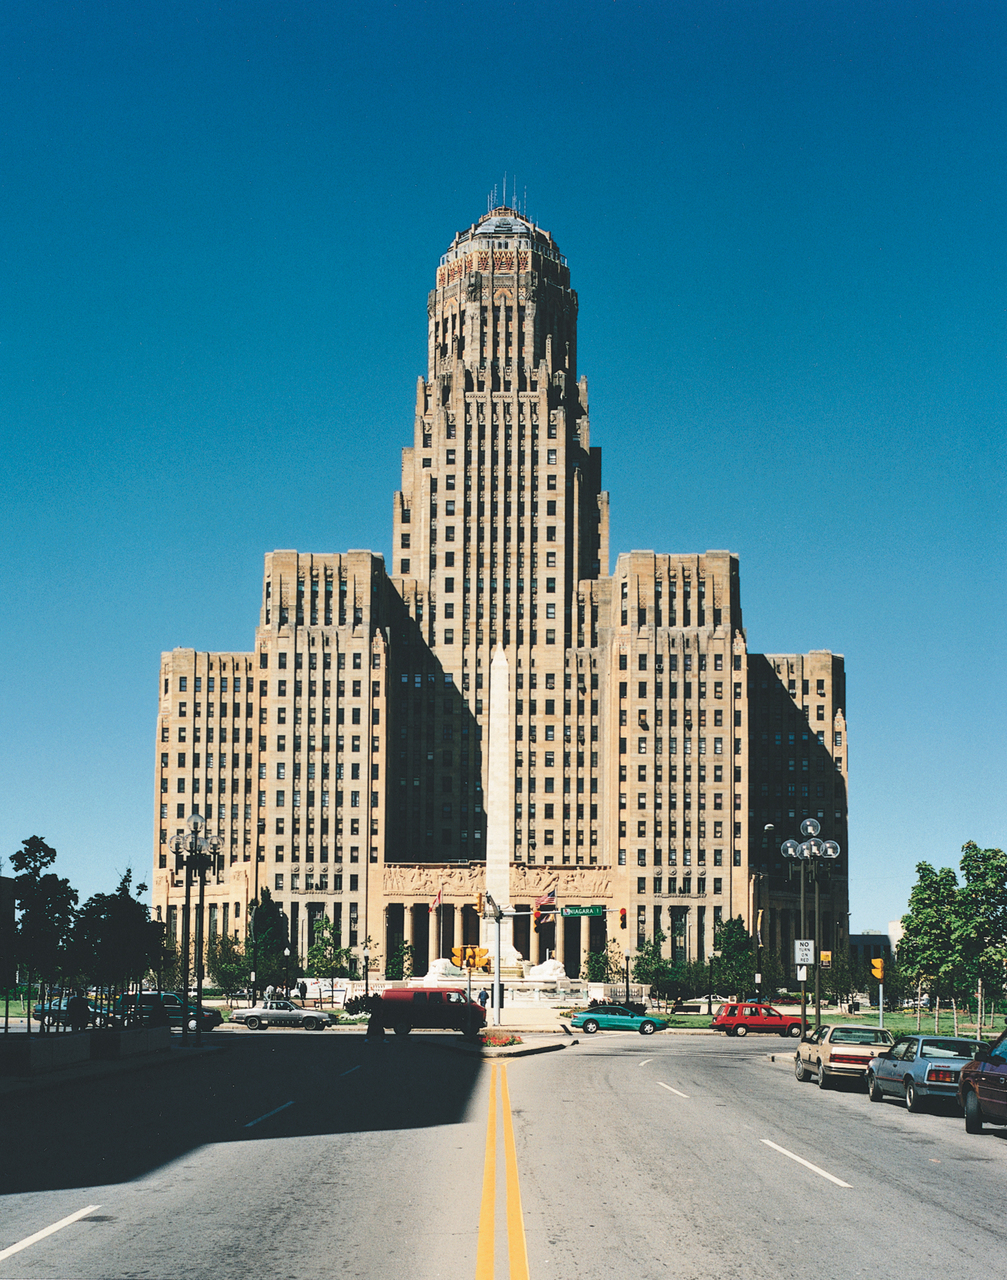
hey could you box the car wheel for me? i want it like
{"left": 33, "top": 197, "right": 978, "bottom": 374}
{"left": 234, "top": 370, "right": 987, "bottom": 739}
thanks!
{"left": 188, "top": 1018, "right": 198, "bottom": 1032}
{"left": 393, "top": 1022, "right": 412, "bottom": 1036}
{"left": 582, "top": 1019, "right": 600, "bottom": 1034}
{"left": 867, "top": 1071, "right": 883, "bottom": 1102}
{"left": 735, "top": 1024, "right": 748, "bottom": 1037}
{"left": 639, "top": 1021, "right": 656, "bottom": 1035}
{"left": 788, "top": 1024, "right": 802, "bottom": 1038}
{"left": 303, "top": 1017, "right": 317, "bottom": 1031}
{"left": 817, "top": 1061, "right": 829, "bottom": 1089}
{"left": 905, "top": 1079, "right": 922, "bottom": 1113}
{"left": 795, "top": 1055, "right": 809, "bottom": 1082}
{"left": 964, "top": 1089, "right": 983, "bottom": 1134}
{"left": 245, "top": 1016, "right": 260, "bottom": 1030}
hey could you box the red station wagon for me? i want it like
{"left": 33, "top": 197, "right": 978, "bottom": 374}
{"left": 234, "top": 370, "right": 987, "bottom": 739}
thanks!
{"left": 711, "top": 1002, "right": 803, "bottom": 1038}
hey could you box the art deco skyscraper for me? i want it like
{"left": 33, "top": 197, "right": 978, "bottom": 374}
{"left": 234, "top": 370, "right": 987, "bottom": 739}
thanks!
{"left": 153, "top": 205, "right": 849, "bottom": 979}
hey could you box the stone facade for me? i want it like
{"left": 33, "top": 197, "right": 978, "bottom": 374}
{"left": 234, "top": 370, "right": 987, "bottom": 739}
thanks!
{"left": 152, "top": 207, "right": 848, "bottom": 977}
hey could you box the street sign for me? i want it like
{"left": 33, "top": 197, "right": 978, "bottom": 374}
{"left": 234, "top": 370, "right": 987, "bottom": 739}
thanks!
{"left": 794, "top": 940, "right": 815, "bottom": 966}
{"left": 820, "top": 950, "right": 832, "bottom": 970}
{"left": 797, "top": 965, "right": 808, "bottom": 982}
{"left": 561, "top": 905, "right": 604, "bottom": 917}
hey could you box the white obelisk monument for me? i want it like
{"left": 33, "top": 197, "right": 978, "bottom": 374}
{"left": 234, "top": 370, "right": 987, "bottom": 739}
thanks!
{"left": 483, "top": 645, "right": 519, "bottom": 964}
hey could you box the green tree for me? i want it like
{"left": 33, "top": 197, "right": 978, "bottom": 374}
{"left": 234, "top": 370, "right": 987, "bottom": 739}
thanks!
{"left": 305, "top": 915, "right": 354, "bottom": 984}
{"left": 384, "top": 939, "right": 413, "bottom": 981}
{"left": 206, "top": 931, "right": 250, "bottom": 998}
{"left": 248, "top": 887, "right": 290, "bottom": 989}
{"left": 11, "top": 837, "right": 78, "bottom": 1033}
{"left": 714, "top": 915, "right": 756, "bottom": 999}
{"left": 632, "top": 930, "right": 676, "bottom": 1003}
{"left": 898, "top": 862, "right": 964, "bottom": 1005}
{"left": 955, "top": 841, "right": 1007, "bottom": 1003}
{"left": 72, "top": 871, "right": 161, "bottom": 1019}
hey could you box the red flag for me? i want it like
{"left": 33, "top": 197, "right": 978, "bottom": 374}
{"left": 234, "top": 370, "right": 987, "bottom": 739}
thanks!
{"left": 429, "top": 888, "right": 443, "bottom": 914}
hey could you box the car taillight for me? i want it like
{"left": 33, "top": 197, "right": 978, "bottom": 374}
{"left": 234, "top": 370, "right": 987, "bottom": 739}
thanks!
{"left": 927, "top": 1068, "right": 957, "bottom": 1084}
{"left": 831, "top": 1052, "right": 871, "bottom": 1065}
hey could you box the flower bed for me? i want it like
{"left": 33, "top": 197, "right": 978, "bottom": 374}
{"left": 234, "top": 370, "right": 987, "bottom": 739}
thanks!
{"left": 480, "top": 1030, "right": 523, "bottom": 1047}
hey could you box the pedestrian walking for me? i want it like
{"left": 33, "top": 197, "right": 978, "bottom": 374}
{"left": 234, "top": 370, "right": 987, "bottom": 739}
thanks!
{"left": 68, "top": 991, "right": 89, "bottom": 1033}
{"left": 478, "top": 989, "right": 489, "bottom": 1008}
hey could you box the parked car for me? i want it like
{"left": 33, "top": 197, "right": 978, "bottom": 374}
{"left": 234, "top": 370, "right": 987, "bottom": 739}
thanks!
{"left": 867, "top": 1035, "right": 989, "bottom": 1111}
{"left": 377, "top": 988, "right": 487, "bottom": 1037}
{"left": 230, "top": 1000, "right": 335, "bottom": 1030}
{"left": 123, "top": 992, "right": 223, "bottom": 1032}
{"left": 958, "top": 1028, "right": 1007, "bottom": 1133}
{"left": 711, "top": 1002, "right": 803, "bottom": 1038}
{"left": 795, "top": 1023, "right": 894, "bottom": 1087}
{"left": 571, "top": 1003, "right": 669, "bottom": 1035}
{"left": 32, "top": 997, "right": 108, "bottom": 1029}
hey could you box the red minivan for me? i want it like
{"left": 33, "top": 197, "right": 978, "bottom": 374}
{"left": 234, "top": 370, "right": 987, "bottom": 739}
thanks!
{"left": 378, "top": 988, "right": 486, "bottom": 1037}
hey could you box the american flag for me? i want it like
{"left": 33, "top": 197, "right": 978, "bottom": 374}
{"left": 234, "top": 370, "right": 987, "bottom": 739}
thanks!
{"left": 429, "top": 888, "right": 443, "bottom": 914}
{"left": 534, "top": 883, "right": 557, "bottom": 913}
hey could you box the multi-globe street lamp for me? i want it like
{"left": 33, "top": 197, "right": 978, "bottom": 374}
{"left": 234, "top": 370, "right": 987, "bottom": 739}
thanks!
{"left": 168, "top": 812, "right": 222, "bottom": 1048}
{"left": 780, "top": 818, "right": 840, "bottom": 1037}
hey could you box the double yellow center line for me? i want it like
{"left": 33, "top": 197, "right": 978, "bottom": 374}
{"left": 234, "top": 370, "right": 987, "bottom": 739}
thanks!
{"left": 475, "top": 1063, "right": 529, "bottom": 1280}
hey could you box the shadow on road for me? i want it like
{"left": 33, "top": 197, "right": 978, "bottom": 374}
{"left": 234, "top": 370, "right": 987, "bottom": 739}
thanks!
{"left": 0, "top": 1034, "right": 483, "bottom": 1195}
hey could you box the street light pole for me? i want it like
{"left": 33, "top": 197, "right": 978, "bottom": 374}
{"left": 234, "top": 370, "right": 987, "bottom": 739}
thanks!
{"left": 194, "top": 829, "right": 222, "bottom": 1049}
{"left": 781, "top": 820, "right": 840, "bottom": 1039}
{"left": 624, "top": 950, "right": 631, "bottom": 1007}
{"left": 362, "top": 947, "right": 370, "bottom": 998}
{"left": 169, "top": 812, "right": 217, "bottom": 1048}
{"left": 284, "top": 947, "right": 291, "bottom": 998}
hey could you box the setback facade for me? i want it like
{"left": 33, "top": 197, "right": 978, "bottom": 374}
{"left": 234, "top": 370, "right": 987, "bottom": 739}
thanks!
{"left": 152, "top": 207, "right": 849, "bottom": 978}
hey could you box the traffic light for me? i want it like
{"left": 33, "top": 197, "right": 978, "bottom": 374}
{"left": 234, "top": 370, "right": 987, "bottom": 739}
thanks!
{"left": 870, "top": 957, "right": 885, "bottom": 982}
{"left": 451, "top": 946, "right": 465, "bottom": 967}
{"left": 533, "top": 907, "right": 542, "bottom": 932}
{"left": 470, "top": 947, "right": 490, "bottom": 971}
{"left": 620, "top": 907, "right": 627, "bottom": 930}
{"left": 476, "top": 892, "right": 485, "bottom": 917}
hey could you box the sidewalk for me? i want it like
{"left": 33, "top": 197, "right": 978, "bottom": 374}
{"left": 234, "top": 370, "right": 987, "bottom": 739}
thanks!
{"left": 0, "top": 1034, "right": 223, "bottom": 1098}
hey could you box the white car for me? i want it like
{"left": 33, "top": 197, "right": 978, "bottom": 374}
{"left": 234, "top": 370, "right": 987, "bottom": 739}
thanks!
{"left": 231, "top": 1000, "right": 335, "bottom": 1031}
{"left": 795, "top": 1023, "right": 894, "bottom": 1088}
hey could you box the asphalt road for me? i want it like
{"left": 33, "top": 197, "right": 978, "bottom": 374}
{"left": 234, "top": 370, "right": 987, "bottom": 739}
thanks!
{"left": 3, "top": 1030, "right": 1007, "bottom": 1278}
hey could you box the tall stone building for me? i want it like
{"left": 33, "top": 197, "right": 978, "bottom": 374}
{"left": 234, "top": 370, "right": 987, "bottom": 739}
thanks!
{"left": 152, "top": 206, "right": 849, "bottom": 978}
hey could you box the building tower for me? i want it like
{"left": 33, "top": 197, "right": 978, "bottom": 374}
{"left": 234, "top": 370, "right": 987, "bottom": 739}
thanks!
{"left": 152, "top": 204, "right": 849, "bottom": 984}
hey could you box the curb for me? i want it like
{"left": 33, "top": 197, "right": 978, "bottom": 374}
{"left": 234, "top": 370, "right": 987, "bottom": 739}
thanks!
{"left": 413, "top": 1036, "right": 576, "bottom": 1060}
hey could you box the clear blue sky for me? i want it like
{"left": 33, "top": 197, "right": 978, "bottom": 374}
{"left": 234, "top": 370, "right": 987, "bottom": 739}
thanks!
{"left": 2, "top": 1, "right": 1003, "bottom": 931}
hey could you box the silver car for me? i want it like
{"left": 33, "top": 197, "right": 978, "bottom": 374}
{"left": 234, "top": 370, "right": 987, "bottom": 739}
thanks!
{"left": 231, "top": 1000, "right": 334, "bottom": 1031}
{"left": 867, "top": 1035, "right": 989, "bottom": 1111}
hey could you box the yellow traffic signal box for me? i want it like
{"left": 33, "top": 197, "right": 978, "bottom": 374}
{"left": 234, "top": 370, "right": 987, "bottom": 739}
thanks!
{"left": 870, "top": 957, "right": 885, "bottom": 981}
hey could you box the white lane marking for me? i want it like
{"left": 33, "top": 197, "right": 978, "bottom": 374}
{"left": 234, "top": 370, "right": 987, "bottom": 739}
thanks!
{"left": 657, "top": 1082, "right": 690, "bottom": 1098}
{"left": 761, "top": 1139, "right": 852, "bottom": 1188}
{"left": 638, "top": 1059, "right": 653, "bottom": 1067}
{"left": 244, "top": 1100, "right": 294, "bottom": 1128}
{"left": 0, "top": 1205, "right": 101, "bottom": 1263}
{"left": 339, "top": 1064, "right": 362, "bottom": 1077}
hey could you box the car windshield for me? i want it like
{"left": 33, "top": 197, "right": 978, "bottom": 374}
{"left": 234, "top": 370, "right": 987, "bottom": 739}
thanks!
{"left": 920, "top": 1038, "right": 988, "bottom": 1059}
{"left": 832, "top": 1028, "right": 893, "bottom": 1044}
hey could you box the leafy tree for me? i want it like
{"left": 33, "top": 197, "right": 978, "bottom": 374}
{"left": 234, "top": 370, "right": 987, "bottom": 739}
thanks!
{"left": 248, "top": 887, "right": 291, "bottom": 989}
{"left": 631, "top": 930, "right": 670, "bottom": 989}
{"left": 72, "top": 871, "right": 161, "bottom": 1018}
{"left": 713, "top": 915, "right": 756, "bottom": 999}
{"left": 11, "top": 837, "right": 78, "bottom": 1032}
{"left": 955, "top": 842, "right": 1007, "bottom": 1001}
{"left": 206, "top": 931, "right": 250, "bottom": 998}
{"left": 384, "top": 939, "right": 413, "bottom": 981}
{"left": 306, "top": 915, "right": 354, "bottom": 984}
{"left": 898, "top": 862, "right": 964, "bottom": 1005}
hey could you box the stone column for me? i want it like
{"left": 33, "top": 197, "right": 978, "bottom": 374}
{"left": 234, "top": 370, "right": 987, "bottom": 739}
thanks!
{"left": 429, "top": 906, "right": 441, "bottom": 967}
{"left": 579, "top": 917, "right": 590, "bottom": 978}
{"left": 402, "top": 902, "right": 414, "bottom": 956}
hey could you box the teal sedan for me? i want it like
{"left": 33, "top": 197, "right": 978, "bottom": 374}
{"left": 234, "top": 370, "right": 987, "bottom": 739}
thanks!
{"left": 571, "top": 1004, "right": 669, "bottom": 1035}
